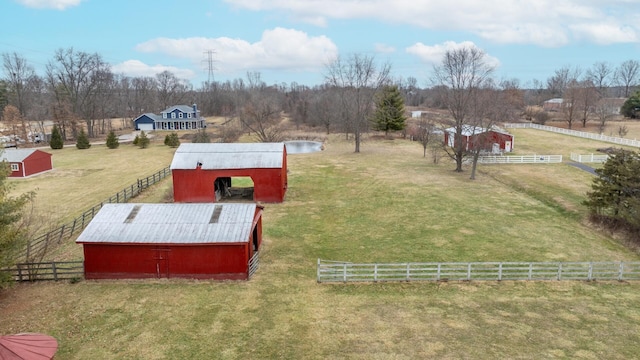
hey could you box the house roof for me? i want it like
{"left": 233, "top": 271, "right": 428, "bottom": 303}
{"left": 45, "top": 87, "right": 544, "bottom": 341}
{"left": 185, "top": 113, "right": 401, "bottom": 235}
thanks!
{"left": 170, "top": 143, "right": 286, "bottom": 170}
{"left": 161, "top": 105, "right": 195, "bottom": 114}
{"left": 1, "top": 149, "right": 43, "bottom": 162}
{"left": 76, "top": 203, "right": 260, "bottom": 245}
{"left": 444, "top": 125, "right": 512, "bottom": 137}
{"left": 134, "top": 113, "right": 162, "bottom": 122}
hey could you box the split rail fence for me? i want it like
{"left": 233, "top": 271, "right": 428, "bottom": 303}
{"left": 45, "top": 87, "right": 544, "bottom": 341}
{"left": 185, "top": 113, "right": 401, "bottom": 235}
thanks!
{"left": 570, "top": 153, "right": 609, "bottom": 163}
{"left": 504, "top": 123, "right": 640, "bottom": 148}
{"left": 317, "top": 259, "right": 640, "bottom": 283}
{"left": 476, "top": 155, "right": 563, "bottom": 164}
{"left": 1, "top": 261, "right": 84, "bottom": 282}
{"left": 4, "top": 166, "right": 171, "bottom": 264}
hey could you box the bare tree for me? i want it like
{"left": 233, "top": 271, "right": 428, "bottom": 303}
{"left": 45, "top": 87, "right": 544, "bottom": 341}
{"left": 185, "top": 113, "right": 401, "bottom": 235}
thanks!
{"left": 308, "top": 87, "right": 340, "bottom": 134}
{"left": 586, "top": 61, "right": 613, "bottom": 97}
{"left": 575, "top": 79, "right": 599, "bottom": 128}
{"left": 45, "top": 48, "right": 111, "bottom": 138}
{"left": 412, "top": 116, "right": 439, "bottom": 159}
{"left": 325, "top": 54, "right": 391, "bottom": 153}
{"left": 562, "top": 80, "right": 580, "bottom": 129}
{"left": 593, "top": 98, "right": 618, "bottom": 134}
{"left": 2, "top": 105, "right": 27, "bottom": 147}
{"left": 432, "top": 46, "right": 495, "bottom": 172}
{"left": 546, "top": 66, "right": 580, "bottom": 98}
{"left": 239, "top": 90, "right": 284, "bottom": 142}
{"left": 2, "top": 52, "right": 36, "bottom": 117}
{"left": 615, "top": 60, "right": 639, "bottom": 97}
{"left": 156, "top": 71, "right": 189, "bottom": 110}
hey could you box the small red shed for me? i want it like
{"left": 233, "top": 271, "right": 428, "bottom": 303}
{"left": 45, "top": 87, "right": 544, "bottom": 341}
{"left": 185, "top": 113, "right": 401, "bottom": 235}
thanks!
{"left": 171, "top": 143, "right": 288, "bottom": 203}
{"left": 1, "top": 149, "right": 53, "bottom": 178}
{"left": 444, "top": 125, "right": 514, "bottom": 153}
{"left": 76, "top": 203, "right": 264, "bottom": 280}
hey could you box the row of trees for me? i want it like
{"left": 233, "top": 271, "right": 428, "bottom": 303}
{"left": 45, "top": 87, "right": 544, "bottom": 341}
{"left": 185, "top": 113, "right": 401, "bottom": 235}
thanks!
{"left": 2, "top": 48, "right": 638, "bottom": 142}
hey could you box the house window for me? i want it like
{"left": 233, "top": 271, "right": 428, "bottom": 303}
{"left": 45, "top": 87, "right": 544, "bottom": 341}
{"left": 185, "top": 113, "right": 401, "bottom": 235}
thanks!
{"left": 171, "top": 113, "right": 176, "bottom": 119}
{"left": 179, "top": 113, "right": 183, "bottom": 119}
{"left": 10, "top": 163, "right": 19, "bottom": 171}
{"left": 187, "top": 113, "right": 191, "bottom": 119}
{"left": 163, "top": 113, "right": 167, "bottom": 119}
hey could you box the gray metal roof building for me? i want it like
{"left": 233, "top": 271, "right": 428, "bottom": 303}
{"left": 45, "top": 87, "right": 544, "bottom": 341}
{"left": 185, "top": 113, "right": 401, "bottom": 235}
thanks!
{"left": 76, "top": 203, "right": 258, "bottom": 244}
{"left": 170, "top": 143, "right": 285, "bottom": 170}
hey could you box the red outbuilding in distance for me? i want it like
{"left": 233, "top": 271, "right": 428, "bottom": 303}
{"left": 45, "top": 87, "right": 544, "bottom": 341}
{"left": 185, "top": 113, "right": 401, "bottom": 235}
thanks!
{"left": 1, "top": 149, "right": 53, "bottom": 178}
{"left": 444, "top": 125, "right": 514, "bottom": 154}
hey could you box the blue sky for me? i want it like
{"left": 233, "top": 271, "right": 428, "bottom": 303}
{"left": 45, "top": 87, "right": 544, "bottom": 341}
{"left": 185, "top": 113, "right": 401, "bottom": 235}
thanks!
{"left": 2, "top": 0, "right": 640, "bottom": 88}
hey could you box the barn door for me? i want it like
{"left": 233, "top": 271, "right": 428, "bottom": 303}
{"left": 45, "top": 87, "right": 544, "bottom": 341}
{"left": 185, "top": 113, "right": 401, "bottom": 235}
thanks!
{"left": 152, "top": 248, "right": 171, "bottom": 278}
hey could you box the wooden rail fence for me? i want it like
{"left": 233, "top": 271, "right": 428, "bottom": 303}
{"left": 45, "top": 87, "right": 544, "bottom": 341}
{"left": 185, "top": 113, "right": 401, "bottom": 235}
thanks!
{"left": 476, "top": 155, "right": 563, "bottom": 164}
{"left": 504, "top": 123, "right": 640, "bottom": 148}
{"left": 317, "top": 259, "right": 640, "bottom": 283}
{"left": 5, "top": 166, "right": 171, "bottom": 264}
{"left": 1, "top": 261, "right": 84, "bottom": 282}
{"left": 570, "top": 153, "right": 609, "bottom": 163}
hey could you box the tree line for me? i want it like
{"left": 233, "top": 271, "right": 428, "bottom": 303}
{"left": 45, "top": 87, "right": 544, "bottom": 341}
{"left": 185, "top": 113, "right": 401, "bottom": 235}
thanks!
{"left": 1, "top": 47, "right": 638, "bottom": 143}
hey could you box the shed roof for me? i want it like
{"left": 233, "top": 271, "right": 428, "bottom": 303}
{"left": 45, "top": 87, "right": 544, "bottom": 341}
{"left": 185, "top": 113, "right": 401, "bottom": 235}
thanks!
{"left": 76, "top": 203, "right": 260, "bottom": 245}
{"left": 1, "top": 149, "right": 44, "bottom": 162}
{"left": 170, "top": 143, "right": 285, "bottom": 170}
{"left": 445, "top": 125, "right": 512, "bottom": 137}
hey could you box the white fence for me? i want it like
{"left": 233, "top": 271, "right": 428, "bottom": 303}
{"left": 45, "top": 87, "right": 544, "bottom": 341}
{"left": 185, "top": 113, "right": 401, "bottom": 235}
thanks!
{"left": 570, "top": 153, "right": 609, "bottom": 163}
{"left": 504, "top": 123, "right": 640, "bottom": 148}
{"left": 317, "top": 259, "right": 640, "bottom": 283}
{"left": 476, "top": 155, "right": 563, "bottom": 164}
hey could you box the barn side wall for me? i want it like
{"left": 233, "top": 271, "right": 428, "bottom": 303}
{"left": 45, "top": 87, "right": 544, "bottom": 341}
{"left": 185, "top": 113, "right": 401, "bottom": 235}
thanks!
{"left": 82, "top": 243, "right": 250, "bottom": 280}
{"left": 172, "top": 167, "right": 286, "bottom": 203}
{"left": 23, "top": 151, "right": 52, "bottom": 177}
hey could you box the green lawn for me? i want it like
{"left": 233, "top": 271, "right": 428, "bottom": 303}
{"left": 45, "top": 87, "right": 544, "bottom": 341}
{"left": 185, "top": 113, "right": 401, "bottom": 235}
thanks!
{"left": 1, "top": 132, "right": 640, "bottom": 359}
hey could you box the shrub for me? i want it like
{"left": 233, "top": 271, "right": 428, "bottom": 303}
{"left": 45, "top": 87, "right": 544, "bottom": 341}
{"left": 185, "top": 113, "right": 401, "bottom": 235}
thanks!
{"left": 106, "top": 130, "right": 119, "bottom": 149}
{"left": 164, "top": 132, "right": 180, "bottom": 147}
{"left": 49, "top": 125, "right": 64, "bottom": 149}
{"left": 75, "top": 129, "right": 91, "bottom": 149}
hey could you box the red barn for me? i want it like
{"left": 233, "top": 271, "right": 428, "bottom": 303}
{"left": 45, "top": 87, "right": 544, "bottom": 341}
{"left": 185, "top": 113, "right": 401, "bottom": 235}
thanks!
{"left": 76, "top": 203, "right": 263, "bottom": 280}
{"left": 1, "top": 149, "right": 53, "bottom": 178}
{"left": 171, "top": 143, "right": 288, "bottom": 203}
{"left": 444, "top": 125, "right": 514, "bottom": 153}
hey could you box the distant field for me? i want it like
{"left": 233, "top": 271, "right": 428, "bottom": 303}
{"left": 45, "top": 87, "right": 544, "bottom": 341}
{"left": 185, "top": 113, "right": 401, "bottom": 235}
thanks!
{"left": 2, "top": 130, "right": 640, "bottom": 359}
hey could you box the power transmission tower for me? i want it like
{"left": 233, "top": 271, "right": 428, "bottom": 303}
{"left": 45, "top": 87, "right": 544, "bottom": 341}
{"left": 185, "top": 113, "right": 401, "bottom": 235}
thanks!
{"left": 202, "top": 50, "right": 217, "bottom": 85}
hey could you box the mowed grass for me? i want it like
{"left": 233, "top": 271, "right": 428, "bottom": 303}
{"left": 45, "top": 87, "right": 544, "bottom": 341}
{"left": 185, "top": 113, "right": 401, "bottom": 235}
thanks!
{"left": 7, "top": 140, "right": 176, "bottom": 225}
{"left": 2, "top": 131, "right": 640, "bottom": 359}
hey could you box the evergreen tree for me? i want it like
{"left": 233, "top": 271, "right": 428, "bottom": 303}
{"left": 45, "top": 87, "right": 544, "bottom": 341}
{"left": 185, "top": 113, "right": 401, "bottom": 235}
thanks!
{"left": 584, "top": 149, "right": 640, "bottom": 230}
{"left": 75, "top": 129, "right": 91, "bottom": 149}
{"left": 138, "top": 131, "right": 150, "bottom": 149}
{"left": 620, "top": 91, "right": 640, "bottom": 118}
{"left": 371, "top": 85, "right": 407, "bottom": 135}
{"left": 49, "top": 124, "right": 64, "bottom": 149}
{"left": 192, "top": 129, "right": 211, "bottom": 143}
{"left": 0, "top": 155, "right": 35, "bottom": 284}
{"left": 164, "top": 132, "right": 180, "bottom": 147}
{"left": 106, "top": 130, "right": 119, "bottom": 149}
{"left": 132, "top": 135, "right": 139, "bottom": 146}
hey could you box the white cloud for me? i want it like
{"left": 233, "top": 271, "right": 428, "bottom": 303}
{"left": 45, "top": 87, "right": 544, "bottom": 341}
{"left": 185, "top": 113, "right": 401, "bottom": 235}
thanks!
{"left": 16, "top": 0, "right": 82, "bottom": 10}
{"left": 111, "top": 60, "right": 195, "bottom": 80}
{"left": 374, "top": 43, "right": 395, "bottom": 54}
{"left": 406, "top": 41, "right": 501, "bottom": 68}
{"left": 224, "top": 0, "right": 640, "bottom": 47}
{"left": 135, "top": 27, "right": 338, "bottom": 74}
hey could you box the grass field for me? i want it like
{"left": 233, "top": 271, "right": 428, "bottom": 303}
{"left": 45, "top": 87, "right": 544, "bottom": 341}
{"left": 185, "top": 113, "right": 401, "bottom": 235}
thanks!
{"left": 2, "top": 128, "right": 640, "bottom": 359}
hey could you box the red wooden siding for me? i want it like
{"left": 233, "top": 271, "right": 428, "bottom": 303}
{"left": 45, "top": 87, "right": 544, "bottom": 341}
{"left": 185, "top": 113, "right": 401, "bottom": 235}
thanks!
{"left": 172, "top": 166, "right": 287, "bottom": 203}
{"left": 82, "top": 243, "right": 251, "bottom": 280}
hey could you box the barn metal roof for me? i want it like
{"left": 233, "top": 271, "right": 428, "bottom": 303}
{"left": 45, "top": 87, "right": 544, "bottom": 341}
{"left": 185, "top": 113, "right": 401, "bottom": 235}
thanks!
{"left": 1, "top": 149, "right": 39, "bottom": 162}
{"left": 170, "top": 143, "right": 285, "bottom": 170}
{"left": 76, "top": 203, "right": 259, "bottom": 244}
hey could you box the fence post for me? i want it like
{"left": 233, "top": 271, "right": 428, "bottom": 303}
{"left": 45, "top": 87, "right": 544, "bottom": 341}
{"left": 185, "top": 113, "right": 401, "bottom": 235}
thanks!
{"left": 70, "top": 218, "right": 77, "bottom": 236}
{"left": 317, "top": 259, "right": 321, "bottom": 283}
{"left": 619, "top": 262, "right": 624, "bottom": 281}
{"left": 17, "top": 264, "right": 23, "bottom": 282}
{"left": 52, "top": 262, "right": 58, "bottom": 281}
{"left": 437, "top": 263, "right": 441, "bottom": 281}
{"left": 557, "top": 263, "right": 563, "bottom": 280}
{"left": 498, "top": 263, "right": 503, "bottom": 281}
{"left": 588, "top": 262, "right": 593, "bottom": 281}
{"left": 58, "top": 225, "right": 65, "bottom": 244}
{"left": 343, "top": 263, "right": 347, "bottom": 283}
{"left": 374, "top": 264, "right": 378, "bottom": 282}
{"left": 467, "top": 263, "right": 472, "bottom": 280}
{"left": 528, "top": 263, "right": 533, "bottom": 280}
{"left": 406, "top": 263, "right": 410, "bottom": 281}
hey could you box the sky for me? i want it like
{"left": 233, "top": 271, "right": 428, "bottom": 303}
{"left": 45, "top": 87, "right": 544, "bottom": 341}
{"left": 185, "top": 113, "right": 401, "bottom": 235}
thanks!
{"left": 2, "top": 0, "right": 640, "bottom": 88}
